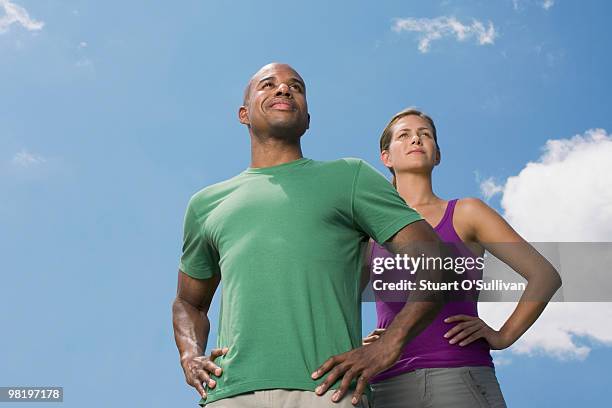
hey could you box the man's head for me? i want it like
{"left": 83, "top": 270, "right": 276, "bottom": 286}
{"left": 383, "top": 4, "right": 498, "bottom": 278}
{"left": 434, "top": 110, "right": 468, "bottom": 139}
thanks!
{"left": 239, "top": 63, "right": 310, "bottom": 140}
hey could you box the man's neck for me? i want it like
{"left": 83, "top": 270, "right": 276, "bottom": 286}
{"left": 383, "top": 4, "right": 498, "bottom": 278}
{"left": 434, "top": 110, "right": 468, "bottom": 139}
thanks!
{"left": 249, "top": 131, "right": 304, "bottom": 169}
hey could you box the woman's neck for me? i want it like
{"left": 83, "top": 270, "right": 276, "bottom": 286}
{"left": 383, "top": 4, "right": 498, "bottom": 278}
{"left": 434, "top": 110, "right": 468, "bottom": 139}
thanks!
{"left": 395, "top": 172, "right": 440, "bottom": 208}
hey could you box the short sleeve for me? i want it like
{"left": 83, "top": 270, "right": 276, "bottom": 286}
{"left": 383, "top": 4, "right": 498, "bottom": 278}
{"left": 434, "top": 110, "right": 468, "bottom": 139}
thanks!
{"left": 352, "top": 160, "right": 423, "bottom": 244}
{"left": 178, "top": 197, "right": 220, "bottom": 279}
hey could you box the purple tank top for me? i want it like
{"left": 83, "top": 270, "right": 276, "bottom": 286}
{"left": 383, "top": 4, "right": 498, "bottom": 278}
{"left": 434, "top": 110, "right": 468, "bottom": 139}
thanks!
{"left": 370, "top": 199, "right": 493, "bottom": 383}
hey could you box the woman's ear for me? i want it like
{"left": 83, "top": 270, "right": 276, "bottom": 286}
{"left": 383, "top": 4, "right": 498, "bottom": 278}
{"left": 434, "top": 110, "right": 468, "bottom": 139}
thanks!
{"left": 380, "top": 149, "right": 393, "bottom": 169}
{"left": 434, "top": 148, "right": 441, "bottom": 166}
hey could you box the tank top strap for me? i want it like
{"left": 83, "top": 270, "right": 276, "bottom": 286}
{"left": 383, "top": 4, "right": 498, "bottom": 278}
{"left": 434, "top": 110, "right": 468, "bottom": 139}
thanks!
{"left": 435, "top": 199, "right": 458, "bottom": 230}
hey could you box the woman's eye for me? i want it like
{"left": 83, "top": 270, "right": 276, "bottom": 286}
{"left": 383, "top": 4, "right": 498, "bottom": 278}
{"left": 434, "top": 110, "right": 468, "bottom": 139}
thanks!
{"left": 263, "top": 82, "right": 273, "bottom": 88}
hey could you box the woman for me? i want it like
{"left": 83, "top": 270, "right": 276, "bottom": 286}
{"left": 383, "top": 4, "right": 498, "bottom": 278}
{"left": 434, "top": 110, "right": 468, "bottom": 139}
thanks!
{"left": 364, "top": 108, "right": 561, "bottom": 408}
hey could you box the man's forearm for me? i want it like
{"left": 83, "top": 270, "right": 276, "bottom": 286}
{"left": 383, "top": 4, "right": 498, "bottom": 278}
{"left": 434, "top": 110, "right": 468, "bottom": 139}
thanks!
{"left": 382, "top": 220, "right": 447, "bottom": 349}
{"left": 172, "top": 297, "right": 210, "bottom": 362}
{"left": 383, "top": 301, "right": 442, "bottom": 349}
{"left": 382, "top": 245, "right": 445, "bottom": 349}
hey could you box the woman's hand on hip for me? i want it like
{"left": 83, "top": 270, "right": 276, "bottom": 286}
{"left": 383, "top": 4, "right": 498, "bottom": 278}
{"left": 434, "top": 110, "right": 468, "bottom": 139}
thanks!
{"left": 443, "top": 314, "right": 513, "bottom": 350}
{"left": 362, "top": 328, "right": 386, "bottom": 346}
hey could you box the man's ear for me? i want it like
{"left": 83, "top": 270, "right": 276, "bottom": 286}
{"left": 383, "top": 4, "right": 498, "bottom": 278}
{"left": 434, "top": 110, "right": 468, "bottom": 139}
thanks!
{"left": 306, "top": 113, "right": 310, "bottom": 130}
{"left": 238, "top": 105, "right": 250, "bottom": 126}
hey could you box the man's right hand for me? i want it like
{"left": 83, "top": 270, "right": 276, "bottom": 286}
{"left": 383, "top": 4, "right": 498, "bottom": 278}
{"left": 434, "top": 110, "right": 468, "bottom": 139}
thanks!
{"left": 181, "top": 347, "right": 229, "bottom": 399}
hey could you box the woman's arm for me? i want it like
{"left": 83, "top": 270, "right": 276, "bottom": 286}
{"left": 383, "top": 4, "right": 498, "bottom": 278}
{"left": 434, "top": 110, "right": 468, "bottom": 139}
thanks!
{"left": 444, "top": 198, "right": 562, "bottom": 349}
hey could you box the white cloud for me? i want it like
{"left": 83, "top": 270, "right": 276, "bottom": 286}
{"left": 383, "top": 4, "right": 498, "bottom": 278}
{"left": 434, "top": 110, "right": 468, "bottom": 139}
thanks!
{"left": 479, "top": 128, "right": 612, "bottom": 360}
{"left": 501, "top": 129, "right": 612, "bottom": 241}
{"left": 480, "top": 177, "right": 504, "bottom": 200}
{"left": 492, "top": 354, "right": 513, "bottom": 366}
{"left": 542, "top": 0, "right": 555, "bottom": 10}
{"left": 12, "top": 149, "right": 46, "bottom": 167}
{"left": 392, "top": 16, "right": 496, "bottom": 53}
{"left": 512, "top": 0, "right": 555, "bottom": 11}
{"left": 0, "top": 0, "right": 44, "bottom": 33}
{"left": 78, "top": 41, "right": 87, "bottom": 49}
{"left": 482, "top": 302, "right": 612, "bottom": 360}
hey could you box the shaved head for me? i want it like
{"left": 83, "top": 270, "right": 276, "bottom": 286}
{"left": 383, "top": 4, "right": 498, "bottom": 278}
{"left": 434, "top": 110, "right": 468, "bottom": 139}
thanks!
{"left": 242, "top": 62, "right": 305, "bottom": 106}
{"left": 238, "top": 62, "right": 309, "bottom": 139}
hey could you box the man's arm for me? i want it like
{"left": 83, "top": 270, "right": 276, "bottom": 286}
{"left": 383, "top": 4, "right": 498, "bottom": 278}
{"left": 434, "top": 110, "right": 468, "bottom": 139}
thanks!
{"left": 359, "top": 240, "right": 374, "bottom": 293}
{"left": 376, "top": 220, "right": 445, "bottom": 351}
{"left": 312, "top": 220, "right": 445, "bottom": 405}
{"left": 172, "top": 270, "right": 225, "bottom": 400}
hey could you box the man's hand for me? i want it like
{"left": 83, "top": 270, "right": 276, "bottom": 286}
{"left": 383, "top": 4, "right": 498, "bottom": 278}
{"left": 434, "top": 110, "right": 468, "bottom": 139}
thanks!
{"left": 362, "top": 328, "right": 386, "bottom": 346}
{"left": 444, "top": 315, "right": 513, "bottom": 350}
{"left": 181, "top": 347, "right": 229, "bottom": 400}
{"left": 311, "top": 336, "right": 401, "bottom": 405}
{"left": 311, "top": 221, "right": 443, "bottom": 405}
{"left": 173, "top": 271, "right": 222, "bottom": 399}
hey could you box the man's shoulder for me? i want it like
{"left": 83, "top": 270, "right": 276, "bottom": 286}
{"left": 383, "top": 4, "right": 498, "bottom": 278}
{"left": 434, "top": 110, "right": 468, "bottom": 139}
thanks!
{"left": 310, "top": 157, "right": 368, "bottom": 172}
{"left": 304, "top": 157, "right": 385, "bottom": 186}
{"left": 317, "top": 156, "right": 366, "bottom": 166}
{"left": 187, "top": 174, "right": 246, "bottom": 211}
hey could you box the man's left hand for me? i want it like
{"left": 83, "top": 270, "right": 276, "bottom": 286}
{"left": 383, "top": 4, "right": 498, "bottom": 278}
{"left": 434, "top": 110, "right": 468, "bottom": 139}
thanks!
{"left": 311, "top": 336, "right": 401, "bottom": 405}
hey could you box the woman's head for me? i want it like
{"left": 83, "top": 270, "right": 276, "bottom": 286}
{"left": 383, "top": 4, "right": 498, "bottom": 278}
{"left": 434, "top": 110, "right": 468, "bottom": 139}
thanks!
{"left": 379, "top": 108, "right": 440, "bottom": 184}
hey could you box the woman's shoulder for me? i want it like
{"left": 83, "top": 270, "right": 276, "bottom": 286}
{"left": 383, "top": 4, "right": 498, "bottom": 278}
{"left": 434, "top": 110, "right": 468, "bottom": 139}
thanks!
{"left": 454, "top": 197, "right": 491, "bottom": 215}
{"left": 453, "top": 197, "right": 500, "bottom": 239}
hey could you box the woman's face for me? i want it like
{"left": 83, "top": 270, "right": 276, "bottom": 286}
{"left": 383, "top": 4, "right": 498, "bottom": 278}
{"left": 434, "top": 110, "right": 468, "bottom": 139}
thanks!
{"left": 381, "top": 114, "right": 440, "bottom": 175}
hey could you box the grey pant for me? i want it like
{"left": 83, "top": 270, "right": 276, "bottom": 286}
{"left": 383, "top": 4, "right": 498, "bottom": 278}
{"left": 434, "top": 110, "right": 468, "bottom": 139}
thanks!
{"left": 370, "top": 366, "right": 507, "bottom": 408}
{"left": 205, "top": 389, "right": 369, "bottom": 407}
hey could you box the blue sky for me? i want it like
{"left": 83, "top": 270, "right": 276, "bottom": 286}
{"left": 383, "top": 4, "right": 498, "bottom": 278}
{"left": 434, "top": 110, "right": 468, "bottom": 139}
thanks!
{"left": 1, "top": 0, "right": 611, "bottom": 407}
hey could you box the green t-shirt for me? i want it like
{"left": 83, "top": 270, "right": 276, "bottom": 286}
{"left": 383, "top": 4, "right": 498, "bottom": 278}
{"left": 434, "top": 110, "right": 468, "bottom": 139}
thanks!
{"left": 179, "top": 157, "right": 422, "bottom": 405}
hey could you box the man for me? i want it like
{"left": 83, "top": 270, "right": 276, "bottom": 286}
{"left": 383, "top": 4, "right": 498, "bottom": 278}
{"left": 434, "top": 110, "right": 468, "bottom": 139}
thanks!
{"left": 172, "top": 62, "right": 444, "bottom": 407}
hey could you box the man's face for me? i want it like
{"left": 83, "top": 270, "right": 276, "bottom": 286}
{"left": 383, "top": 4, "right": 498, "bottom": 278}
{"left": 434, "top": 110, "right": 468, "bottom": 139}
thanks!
{"left": 239, "top": 63, "right": 310, "bottom": 139}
